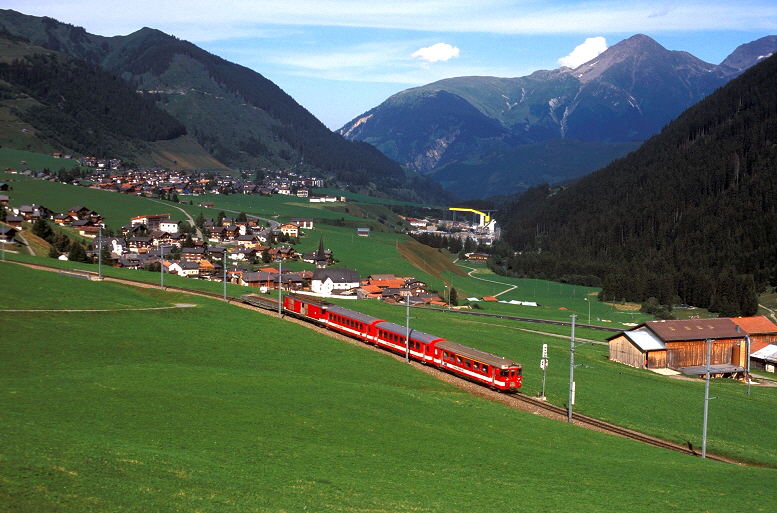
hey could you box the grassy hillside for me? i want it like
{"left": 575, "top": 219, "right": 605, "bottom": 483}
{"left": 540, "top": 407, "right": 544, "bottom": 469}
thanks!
{"left": 1, "top": 262, "right": 776, "bottom": 513}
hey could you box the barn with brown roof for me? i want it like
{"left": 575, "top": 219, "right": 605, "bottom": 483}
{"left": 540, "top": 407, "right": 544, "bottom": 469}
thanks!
{"left": 608, "top": 318, "right": 748, "bottom": 377}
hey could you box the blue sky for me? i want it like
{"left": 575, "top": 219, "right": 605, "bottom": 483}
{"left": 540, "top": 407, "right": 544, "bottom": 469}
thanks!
{"left": 7, "top": 1, "right": 777, "bottom": 129}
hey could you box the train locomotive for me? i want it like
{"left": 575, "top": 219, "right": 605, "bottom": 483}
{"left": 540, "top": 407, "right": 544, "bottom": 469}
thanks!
{"left": 242, "top": 293, "right": 522, "bottom": 392}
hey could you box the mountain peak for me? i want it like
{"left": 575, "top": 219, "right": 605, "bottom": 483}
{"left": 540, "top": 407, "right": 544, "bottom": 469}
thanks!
{"left": 572, "top": 33, "right": 711, "bottom": 84}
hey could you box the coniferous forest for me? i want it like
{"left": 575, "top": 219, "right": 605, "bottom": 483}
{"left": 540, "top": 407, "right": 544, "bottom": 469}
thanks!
{"left": 500, "top": 53, "right": 777, "bottom": 317}
{"left": 0, "top": 51, "right": 186, "bottom": 157}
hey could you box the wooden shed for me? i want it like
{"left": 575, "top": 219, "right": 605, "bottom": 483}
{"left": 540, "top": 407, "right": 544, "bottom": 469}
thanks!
{"left": 608, "top": 318, "right": 747, "bottom": 374}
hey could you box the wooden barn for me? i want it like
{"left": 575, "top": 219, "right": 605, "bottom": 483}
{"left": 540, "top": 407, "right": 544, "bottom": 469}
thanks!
{"left": 608, "top": 318, "right": 747, "bottom": 376}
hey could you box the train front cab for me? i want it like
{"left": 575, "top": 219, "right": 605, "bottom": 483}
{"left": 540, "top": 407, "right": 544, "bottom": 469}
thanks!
{"left": 436, "top": 340, "right": 522, "bottom": 391}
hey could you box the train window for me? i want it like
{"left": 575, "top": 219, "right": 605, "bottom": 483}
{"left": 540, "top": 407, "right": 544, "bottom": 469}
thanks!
{"left": 500, "top": 369, "right": 509, "bottom": 377}
{"left": 456, "top": 356, "right": 462, "bottom": 364}
{"left": 474, "top": 362, "right": 480, "bottom": 371}
{"left": 482, "top": 365, "right": 489, "bottom": 374}
{"left": 465, "top": 360, "right": 471, "bottom": 368}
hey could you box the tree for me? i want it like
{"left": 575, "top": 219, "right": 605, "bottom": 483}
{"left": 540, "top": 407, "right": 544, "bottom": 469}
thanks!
{"left": 236, "top": 211, "right": 248, "bottom": 223}
{"left": 67, "top": 242, "right": 89, "bottom": 263}
{"left": 181, "top": 233, "right": 195, "bottom": 248}
{"left": 449, "top": 287, "right": 459, "bottom": 307}
{"left": 31, "top": 218, "right": 53, "bottom": 240}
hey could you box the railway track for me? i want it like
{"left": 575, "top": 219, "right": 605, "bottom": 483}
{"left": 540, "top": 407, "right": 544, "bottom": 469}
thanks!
{"left": 505, "top": 393, "right": 735, "bottom": 463}
{"left": 9, "top": 260, "right": 739, "bottom": 464}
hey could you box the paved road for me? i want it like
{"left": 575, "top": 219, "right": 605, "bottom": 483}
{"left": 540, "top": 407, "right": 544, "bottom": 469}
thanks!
{"left": 456, "top": 261, "right": 518, "bottom": 297}
{"left": 147, "top": 199, "right": 205, "bottom": 240}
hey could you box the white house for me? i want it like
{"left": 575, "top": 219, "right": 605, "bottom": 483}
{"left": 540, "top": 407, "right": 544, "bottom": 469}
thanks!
{"left": 159, "top": 220, "right": 182, "bottom": 233}
{"left": 311, "top": 268, "right": 360, "bottom": 296}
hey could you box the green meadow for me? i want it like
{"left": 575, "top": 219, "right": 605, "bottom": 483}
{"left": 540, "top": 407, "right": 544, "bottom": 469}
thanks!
{"left": 0, "top": 148, "right": 82, "bottom": 173}
{"left": 332, "top": 296, "right": 777, "bottom": 467}
{"left": 1, "top": 262, "right": 776, "bottom": 512}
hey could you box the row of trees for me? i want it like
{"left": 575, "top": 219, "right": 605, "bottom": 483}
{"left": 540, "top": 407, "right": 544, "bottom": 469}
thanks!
{"left": 410, "top": 231, "right": 489, "bottom": 258}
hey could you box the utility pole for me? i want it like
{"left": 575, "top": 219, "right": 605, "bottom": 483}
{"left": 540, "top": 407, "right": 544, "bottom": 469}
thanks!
{"left": 405, "top": 294, "right": 410, "bottom": 363}
{"left": 98, "top": 226, "right": 103, "bottom": 280}
{"left": 223, "top": 249, "right": 227, "bottom": 301}
{"left": 567, "top": 315, "right": 589, "bottom": 423}
{"left": 277, "top": 255, "right": 283, "bottom": 318}
{"left": 702, "top": 338, "right": 717, "bottom": 459}
{"left": 568, "top": 315, "right": 576, "bottom": 423}
{"left": 746, "top": 335, "right": 751, "bottom": 395}
{"left": 160, "top": 245, "right": 165, "bottom": 289}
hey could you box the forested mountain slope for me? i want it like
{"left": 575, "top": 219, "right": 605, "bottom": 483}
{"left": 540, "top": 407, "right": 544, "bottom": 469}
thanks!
{"left": 500, "top": 53, "right": 777, "bottom": 316}
{"left": 0, "top": 32, "right": 199, "bottom": 166}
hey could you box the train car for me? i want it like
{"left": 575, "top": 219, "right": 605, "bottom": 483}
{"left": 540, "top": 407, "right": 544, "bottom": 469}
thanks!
{"left": 283, "top": 294, "right": 329, "bottom": 323}
{"left": 436, "top": 340, "right": 522, "bottom": 391}
{"left": 241, "top": 293, "right": 280, "bottom": 311}
{"left": 374, "top": 321, "right": 445, "bottom": 363}
{"left": 325, "top": 305, "right": 384, "bottom": 342}
{"left": 243, "top": 293, "right": 523, "bottom": 392}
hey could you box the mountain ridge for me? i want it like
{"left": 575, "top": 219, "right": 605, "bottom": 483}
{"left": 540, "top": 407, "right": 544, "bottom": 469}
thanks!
{"left": 339, "top": 33, "right": 777, "bottom": 199}
{"left": 0, "top": 9, "right": 454, "bottom": 204}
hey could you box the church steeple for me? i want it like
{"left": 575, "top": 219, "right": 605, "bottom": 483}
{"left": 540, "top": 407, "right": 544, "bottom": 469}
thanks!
{"left": 315, "top": 235, "right": 327, "bottom": 268}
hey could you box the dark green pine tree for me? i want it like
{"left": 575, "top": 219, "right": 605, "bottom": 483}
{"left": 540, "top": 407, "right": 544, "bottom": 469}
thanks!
{"left": 67, "top": 242, "right": 89, "bottom": 263}
{"left": 31, "top": 218, "right": 53, "bottom": 240}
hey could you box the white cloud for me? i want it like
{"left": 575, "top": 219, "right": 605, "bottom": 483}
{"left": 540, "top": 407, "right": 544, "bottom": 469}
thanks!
{"left": 558, "top": 37, "right": 608, "bottom": 68}
{"left": 412, "top": 43, "right": 461, "bottom": 62}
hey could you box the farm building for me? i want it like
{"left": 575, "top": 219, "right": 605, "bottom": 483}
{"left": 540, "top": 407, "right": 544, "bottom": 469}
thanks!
{"left": 730, "top": 316, "right": 777, "bottom": 352}
{"left": 608, "top": 318, "right": 749, "bottom": 377}
{"left": 750, "top": 345, "right": 777, "bottom": 374}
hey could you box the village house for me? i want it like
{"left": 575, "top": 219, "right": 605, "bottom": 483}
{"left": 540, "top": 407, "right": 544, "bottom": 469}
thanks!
{"left": 0, "top": 225, "right": 18, "bottom": 243}
{"left": 235, "top": 234, "right": 260, "bottom": 247}
{"left": 159, "top": 219, "right": 182, "bottom": 233}
{"left": 182, "top": 247, "right": 207, "bottom": 262}
{"left": 230, "top": 247, "right": 257, "bottom": 262}
{"left": 168, "top": 260, "right": 201, "bottom": 277}
{"left": 5, "top": 215, "right": 24, "bottom": 228}
{"left": 291, "top": 218, "right": 314, "bottom": 230}
{"left": 53, "top": 213, "right": 74, "bottom": 226}
{"left": 279, "top": 223, "right": 299, "bottom": 238}
{"left": 17, "top": 204, "right": 51, "bottom": 221}
{"left": 131, "top": 214, "right": 170, "bottom": 231}
{"left": 127, "top": 236, "right": 154, "bottom": 252}
{"left": 311, "top": 268, "right": 360, "bottom": 296}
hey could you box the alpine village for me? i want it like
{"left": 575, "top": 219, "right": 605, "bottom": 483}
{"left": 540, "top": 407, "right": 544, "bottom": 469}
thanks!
{"left": 1, "top": 7, "right": 776, "bottom": 513}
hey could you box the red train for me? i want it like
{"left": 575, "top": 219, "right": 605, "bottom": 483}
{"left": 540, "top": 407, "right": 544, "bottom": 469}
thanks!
{"left": 242, "top": 293, "right": 522, "bottom": 392}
